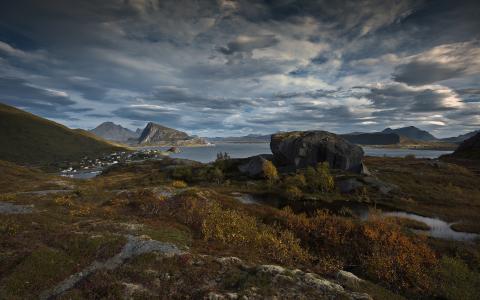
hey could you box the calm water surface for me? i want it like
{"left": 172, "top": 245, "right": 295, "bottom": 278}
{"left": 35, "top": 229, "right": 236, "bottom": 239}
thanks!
{"left": 153, "top": 143, "right": 453, "bottom": 163}
{"left": 67, "top": 143, "right": 453, "bottom": 178}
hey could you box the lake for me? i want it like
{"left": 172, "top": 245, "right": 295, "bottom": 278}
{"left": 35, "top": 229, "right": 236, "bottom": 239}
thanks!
{"left": 65, "top": 143, "right": 453, "bottom": 178}
{"left": 151, "top": 143, "right": 453, "bottom": 163}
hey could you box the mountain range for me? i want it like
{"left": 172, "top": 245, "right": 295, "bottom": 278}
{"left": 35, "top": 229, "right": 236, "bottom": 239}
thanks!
{"left": 207, "top": 134, "right": 271, "bottom": 143}
{"left": 90, "top": 122, "right": 140, "bottom": 142}
{"left": 90, "top": 121, "right": 207, "bottom": 146}
{"left": 440, "top": 130, "right": 480, "bottom": 143}
{"left": 381, "top": 126, "right": 437, "bottom": 141}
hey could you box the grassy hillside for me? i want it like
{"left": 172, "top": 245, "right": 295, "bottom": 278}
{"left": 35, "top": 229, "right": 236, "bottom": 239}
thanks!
{"left": 0, "top": 103, "right": 125, "bottom": 166}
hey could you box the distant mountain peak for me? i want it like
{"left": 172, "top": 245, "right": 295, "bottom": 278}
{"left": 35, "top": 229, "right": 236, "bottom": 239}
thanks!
{"left": 381, "top": 126, "right": 436, "bottom": 141}
{"left": 90, "top": 122, "right": 139, "bottom": 142}
{"left": 138, "top": 122, "right": 190, "bottom": 145}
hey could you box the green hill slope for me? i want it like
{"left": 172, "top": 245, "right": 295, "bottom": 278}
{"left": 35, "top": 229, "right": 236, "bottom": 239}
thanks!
{"left": 0, "top": 103, "right": 125, "bottom": 166}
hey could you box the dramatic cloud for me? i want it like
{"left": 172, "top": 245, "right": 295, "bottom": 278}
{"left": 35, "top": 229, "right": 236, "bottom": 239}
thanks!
{"left": 393, "top": 42, "right": 480, "bottom": 85}
{"left": 0, "top": 0, "right": 479, "bottom": 136}
{"left": 218, "top": 35, "right": 279, "bottom": 55}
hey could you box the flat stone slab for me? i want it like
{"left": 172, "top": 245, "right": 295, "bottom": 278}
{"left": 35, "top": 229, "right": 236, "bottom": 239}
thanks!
{"left": 0, "top": 202, "right": 34, "bottom": 214}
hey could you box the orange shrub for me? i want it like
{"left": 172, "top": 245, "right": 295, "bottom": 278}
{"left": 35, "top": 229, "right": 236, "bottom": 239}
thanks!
{"left": 275, "top": 207, "right": 437, "bottom": 294}
{"left": 171, "top": 196, "right": 311, "bottom": 265}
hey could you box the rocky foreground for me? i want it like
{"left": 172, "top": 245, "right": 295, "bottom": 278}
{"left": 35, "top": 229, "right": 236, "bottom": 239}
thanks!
{"left": 0, "top": 130, "right": 479, "bottom": 299}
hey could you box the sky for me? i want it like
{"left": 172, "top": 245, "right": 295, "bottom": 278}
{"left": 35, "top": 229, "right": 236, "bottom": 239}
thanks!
{"left": 0, "top": 0, "right": 479, "bottom": 138}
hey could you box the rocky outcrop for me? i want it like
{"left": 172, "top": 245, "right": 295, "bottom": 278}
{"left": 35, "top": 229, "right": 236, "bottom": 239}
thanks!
{"left": 138, "top": 122, "right": 207, "bottom": 146}
{"left": 449, "top": 132, "right": 480, "bottom": 159}
{"left": 238, "top": 154, "right": 274, "bottom": 178}
{"left": 90, "top": 122, "right": 140, "bottom": 142}
{"left": 270, "top": 131, "right": 364, "bottom": 172}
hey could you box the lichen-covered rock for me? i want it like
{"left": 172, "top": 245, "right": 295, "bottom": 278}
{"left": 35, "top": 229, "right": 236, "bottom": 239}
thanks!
{"left": 336, "top": 270, "right": 363, "bottom": 288}
{"left": 270, "top": 131, "right": 364, "bottom": 172}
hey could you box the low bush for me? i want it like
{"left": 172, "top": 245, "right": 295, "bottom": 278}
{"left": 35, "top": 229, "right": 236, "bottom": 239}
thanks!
{"left": 171, "top": 166, "right": 193, "bottom": 182}
{"left": 275, "top": 207, "right": 438, "bottom": 295}
{"left": 125, "top": 189, "right": 166, "bottom": 216}
{"left": 435, "top": 256, "right": 480, "bottom": 300}
{"left": 284, "top": 185, "right": 303, "bottom": 201}
{"left": 171, "top": 180, "right": 188, "bottom": 189}
{"left": 262, "top": 160, "right": 279, "bottom": 186}
{"left": 304, "top": 163, "right": 335, "bottom": 193}
{"left": 172, "top": 196, "right": 311, "bottom": 265}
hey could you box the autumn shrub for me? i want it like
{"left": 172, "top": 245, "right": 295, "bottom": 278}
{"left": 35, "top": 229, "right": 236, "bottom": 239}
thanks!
{"left": 284, "top": 186, "right": 303, "bottom": 201}
{"left": 359, "top": 218, "right": 437, "bottom": 293}
{"left": 173, "top": 196, "right": 310, "bottom": 265}
{"left": 304, "top": 163, "right": 334, "bottom": 193}
{"left": 275, "top": 207, "right": 437, "bottom": 295}
{"left": 126, "top": 189, "right": 166, "bottom": 216}
{"left": 172, "top": 180, "right": 188, "bottom": 188}
{"left": 283, "top": 174, "right": 307, "bottom": 189}
{"left": 54, "top": 194, "right": 75, "bottom": 207}
{"left": 316, "top": 162, "right": 335, "bottom": 192}
{"left": 262, "top": 160, "right": 278, "bottom": 186}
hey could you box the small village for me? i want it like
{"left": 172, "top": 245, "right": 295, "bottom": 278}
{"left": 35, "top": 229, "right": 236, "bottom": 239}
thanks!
{"left": 60, "top": 148, "right": 175, "bottom": 178}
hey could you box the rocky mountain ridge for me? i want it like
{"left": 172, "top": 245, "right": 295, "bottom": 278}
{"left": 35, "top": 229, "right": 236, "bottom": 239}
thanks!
{"left": 138, "top": 122, "right": 207, "bottom": 146}
{"left": 90, "top": 122, "right": 140, "bottom": 142}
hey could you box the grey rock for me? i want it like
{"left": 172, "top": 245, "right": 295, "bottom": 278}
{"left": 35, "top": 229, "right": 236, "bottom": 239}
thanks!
{"left": 338, "top": 178, "right": 364, "bottom": 194}
{"left": 363, "top": 177, "right": 398, "bottom": 195}
{"left": 336, "top": 270, "right": 363, "bottom": 288}
{"left": 270, "top": 131, "right": 364, "bottom": 172}
{"left": 358, "top": 162, "right": 371, "bottom": 175}
{"left": 0, "top": 202, "right": 34, "bottom": 214}
{"left": 238, "top": 155, "right": 272, "bottom": 178}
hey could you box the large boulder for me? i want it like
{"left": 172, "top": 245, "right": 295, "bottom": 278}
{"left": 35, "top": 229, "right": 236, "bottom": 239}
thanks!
{"left": 238, "top": 154, "right": 273, "bottom": 178}
{"left": 270, "top": 131, "right": 364, "bottom": 172}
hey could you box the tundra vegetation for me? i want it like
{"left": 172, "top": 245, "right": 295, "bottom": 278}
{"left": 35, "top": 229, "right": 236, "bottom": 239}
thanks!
{"left": 0, "top": 155, "right": 479, "bottom": 299}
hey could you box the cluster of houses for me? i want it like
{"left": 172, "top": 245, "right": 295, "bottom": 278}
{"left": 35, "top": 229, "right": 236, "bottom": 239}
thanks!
{"left": 60, "top": 149, "right": 170, "bottom": 178}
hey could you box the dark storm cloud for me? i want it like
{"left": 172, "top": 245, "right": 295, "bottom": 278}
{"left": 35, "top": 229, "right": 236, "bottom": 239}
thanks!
{"left": 183, "top": 58, "right": 293, "bottom": 80}
{"left": 456, "top": 88, "right": 480, "bottom": 103}
{"left": 393, "top": 62, "right": 465, "bottom": 86}
{"left": 367, "top": 83, "right": 461, "bottom": 112}
{"left": 218, "top": 35, "right": 279, "bottom": 55}
{"left": 0, "top": 0, "right": 479, "bottom": 136}
{"left": 147, "top": 86, "right": 255, "bottom": 109}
